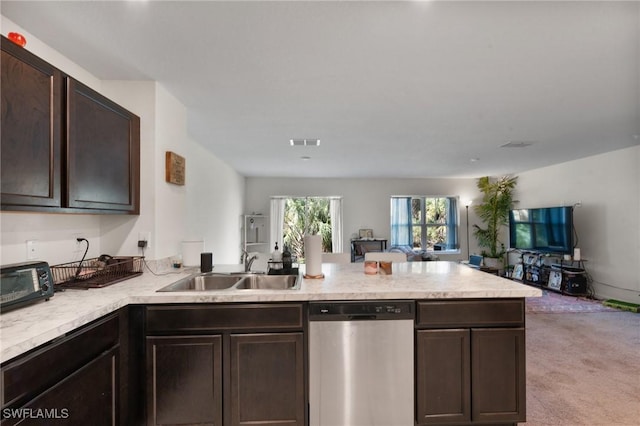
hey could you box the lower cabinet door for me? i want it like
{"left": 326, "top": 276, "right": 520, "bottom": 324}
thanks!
{"left": 416, "top": 329, "right": 471, "bottom": 424}
{"left": 471, "top": 328, "right": 526, "bottom": 424}
{"left": 4, "top": 348, "right": 118, "bottom": 426}
{"left": 416, "top": 327, "right": 526, "bottom": 425}
{"left": 229, "top": 333, "right": 305, "bottom": 426}
{"left": 146, "top": 335, "right": 222, "bottom": 426}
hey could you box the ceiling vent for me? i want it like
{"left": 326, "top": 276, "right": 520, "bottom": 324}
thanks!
{"left": 501, "top": 141, "right": 535, "bottom": 148}
{"left": 290, "top": 139, "right": 321, "bottom": 147}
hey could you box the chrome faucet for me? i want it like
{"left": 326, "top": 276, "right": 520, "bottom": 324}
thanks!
{"left": 242, "top": 250, "right": 258, "bottom": 272}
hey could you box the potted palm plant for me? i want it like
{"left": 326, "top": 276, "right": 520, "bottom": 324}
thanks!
{"left": 472, "top": 175, "right": 518, "bottom": 270}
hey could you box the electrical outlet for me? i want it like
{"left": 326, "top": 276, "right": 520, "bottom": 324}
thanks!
{"left": 138, "top": 231, "right": 151, "bottom": 248}
{"left": 26, "top": 240, "right": 37, "bottom": 260}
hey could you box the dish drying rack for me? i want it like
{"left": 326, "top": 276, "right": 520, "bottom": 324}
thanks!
{"left": 51, "top": 256, "right": 144, "bottom": 289}
{"left": 267, "top": 258, "right": 299, "bottom": 275}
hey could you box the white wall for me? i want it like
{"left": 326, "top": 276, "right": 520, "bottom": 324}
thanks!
{"left": 186, "top": 141, "right": 245, "bottom": 265}
{"left": 245, "top": 177, "right": 480, "bottom": 261}
{"left": 150, "top": 84, "right": 188, "bottom": 259}
{"left": 516, "top": 146, "right": 639, "bottom": 304}
{"left": 0, "top": 16, "right": 246, "bottom": 267}
{"left": 0, "top": 214, "right": 103, "bottom": 265}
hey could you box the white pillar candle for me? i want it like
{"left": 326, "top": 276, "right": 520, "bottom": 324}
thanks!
{"left": 573, "top": 248, "right": 581, "bottom": 261}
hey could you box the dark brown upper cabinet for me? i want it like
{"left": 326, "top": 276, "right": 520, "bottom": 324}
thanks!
{"left": 66, "top": 79, "right": 140, "bottom": 213}
{"left": 1, "top": 36, "right": 63, "bottom": 208}
{"left": 0, "top": 36, "right": 140, "bottom": 214}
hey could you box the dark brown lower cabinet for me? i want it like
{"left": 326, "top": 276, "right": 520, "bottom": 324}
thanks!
{"left": 415, "top": 299, "right": 526, "bottom": 426}
{"left": 146, "top": 336, "right": 223, "bottom": 426}
{"left": 471, "top": 328, "right": 525, "bottom": 424}
{"left": 416, "top": 329, "right": 471, "bottom": 424}
{"left": 7, "top": 348, "right": 119, "bottom": 426}
{"left": 144, "top": 304, "right": 306, "bottom": 426}
{"left": 0, "top": 312, "right": 123, "bottom": 426}
{"left": 229, "top": 333, "right": 305, "bottom": 426}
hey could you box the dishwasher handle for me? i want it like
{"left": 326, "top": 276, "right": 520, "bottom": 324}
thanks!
{"left": 347, "top": 314, "right": 377, "bottom": 320}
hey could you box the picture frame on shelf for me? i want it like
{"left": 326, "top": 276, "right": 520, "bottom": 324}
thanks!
{"left": 359, "top": 229, "right": 373, "bottom": 239}
{"left": 548, "top": 269, "right": 563, "bottom": 291}
{"left": 512, "top": 264, "right": 524, "bottom": 280}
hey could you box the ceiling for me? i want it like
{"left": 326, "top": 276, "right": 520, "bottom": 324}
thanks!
{"left": 2, "top": 1, "right": 639, "bottom": 178}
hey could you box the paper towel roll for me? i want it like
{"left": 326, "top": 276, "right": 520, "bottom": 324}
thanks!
{"left": 304, "top": 235, "right": 323, "bottom": 277}
{"left": 182, "top": 240, "right": 204, "bottom": 266}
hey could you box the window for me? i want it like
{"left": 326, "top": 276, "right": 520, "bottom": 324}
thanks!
{"left": 391, "top": 196, "right": 459, "bottom": 251}
{"left": 271, "top": 197, "right": 343, "bottom": 261}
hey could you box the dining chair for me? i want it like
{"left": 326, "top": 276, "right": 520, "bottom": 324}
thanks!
{"left": 364, "top": 252, "right": 407, "bottom": 262}
{"left": 321, "top": 252, "right": 351, "bottom": 264}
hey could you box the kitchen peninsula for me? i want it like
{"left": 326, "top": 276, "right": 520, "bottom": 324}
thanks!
{"left": 1, "top": 262, "right": 540, "bottom": 426}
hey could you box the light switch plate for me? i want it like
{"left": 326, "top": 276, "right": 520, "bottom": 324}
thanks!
{"left": 26, "top": 240, "right": 37, "bottom": 260}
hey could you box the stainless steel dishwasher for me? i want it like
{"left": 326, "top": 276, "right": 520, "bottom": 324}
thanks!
{"left": 309, "top": 300, "right": 414, "bottom": 426}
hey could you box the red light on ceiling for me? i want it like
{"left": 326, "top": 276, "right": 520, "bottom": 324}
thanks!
{"left": 7, "top": 32, "right": 27, "bottom": 47}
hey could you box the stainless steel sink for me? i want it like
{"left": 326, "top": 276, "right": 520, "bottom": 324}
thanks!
{"left": 157, "top": 273, "right": 243, "bottom": 292}
{"left": 234, "top": 274, "right": 300, "bottom": 290}
{"left": 157, "top": 272, "right": 300, "bottom": 292}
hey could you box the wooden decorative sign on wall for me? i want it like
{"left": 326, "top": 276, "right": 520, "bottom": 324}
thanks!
{"left": 165, "top": 151, "right": 185, "bottom": 185}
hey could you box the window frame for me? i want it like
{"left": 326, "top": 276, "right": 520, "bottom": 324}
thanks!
{"left": 274, "top": 196, "right": 343, "bottom": 258}
{"left": 392, "top": 195, "right": 460, "bottom": 253}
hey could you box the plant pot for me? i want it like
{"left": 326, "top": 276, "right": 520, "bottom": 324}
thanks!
{"left": 482, "top": 256, "right": 503, "bottom": 270}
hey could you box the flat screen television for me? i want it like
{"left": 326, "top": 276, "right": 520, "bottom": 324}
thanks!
{"left": 509, "top": 206, "right": 574, "bottom": 254}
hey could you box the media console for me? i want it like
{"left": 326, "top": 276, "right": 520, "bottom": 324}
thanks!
{"left": 509, "top": 251, "right": 589, "bottom": 296}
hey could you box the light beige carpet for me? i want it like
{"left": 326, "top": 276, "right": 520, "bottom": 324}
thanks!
{"left": 522, "top": 294, "right": 640, "bottom": 426}
{"left": 525, "top": 291, "right": 617, "bottom": 313}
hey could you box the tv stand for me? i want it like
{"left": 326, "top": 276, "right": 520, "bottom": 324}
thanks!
{"left": 509, "top": 251, "right": 589, "bottom": 297}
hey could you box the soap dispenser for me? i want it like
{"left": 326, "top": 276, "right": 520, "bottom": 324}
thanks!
{"left": 282, "top": 245, "right": 292, "bottom": 270}
{"left": 271, "top": 242, "right": 282, "bottom": 270}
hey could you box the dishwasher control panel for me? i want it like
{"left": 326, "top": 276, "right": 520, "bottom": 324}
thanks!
{"left": 309, "top": 301, "right": 415, "bottom": 321}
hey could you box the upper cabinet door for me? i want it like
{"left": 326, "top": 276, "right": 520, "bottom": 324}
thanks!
{"left": 1, "top": 37, "right": 63, "bottom": 208}
{"left": 66, "top": 78, "right": 140, "bottom": 214}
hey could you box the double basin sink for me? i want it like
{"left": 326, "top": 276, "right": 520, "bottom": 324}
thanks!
{"left": 157, "top": 272, "right": 300, "bottom": 292}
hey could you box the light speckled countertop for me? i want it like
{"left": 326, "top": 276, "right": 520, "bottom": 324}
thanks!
{"left": 0, "top": 261, "right": 541, "bottom": 363}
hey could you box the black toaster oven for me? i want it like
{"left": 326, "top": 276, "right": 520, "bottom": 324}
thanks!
{"left": 0, "top": 261, "right": 54, "bottom": 312}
